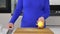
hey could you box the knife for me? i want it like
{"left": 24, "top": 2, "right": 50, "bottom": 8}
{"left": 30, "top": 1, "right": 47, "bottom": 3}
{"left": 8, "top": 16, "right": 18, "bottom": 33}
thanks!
{"left": 7, "top": 26, "right": 14, "bottom": 34}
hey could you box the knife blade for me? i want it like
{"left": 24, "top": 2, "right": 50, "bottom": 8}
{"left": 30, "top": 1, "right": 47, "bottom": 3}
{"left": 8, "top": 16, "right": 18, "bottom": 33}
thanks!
{"left": 7, "top": 27, "right": 14, "bottom": 34}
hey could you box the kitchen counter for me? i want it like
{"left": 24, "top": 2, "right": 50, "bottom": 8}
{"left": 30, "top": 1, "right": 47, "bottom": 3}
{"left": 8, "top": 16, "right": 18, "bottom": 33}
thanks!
{"left": 0, "top": 26, "right": 59, "bottom": 34}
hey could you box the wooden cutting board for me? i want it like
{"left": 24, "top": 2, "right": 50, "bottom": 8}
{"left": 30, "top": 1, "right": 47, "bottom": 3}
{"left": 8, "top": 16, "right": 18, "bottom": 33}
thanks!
{"left": 14, "top": 28, "right": 54, "bottom": 34}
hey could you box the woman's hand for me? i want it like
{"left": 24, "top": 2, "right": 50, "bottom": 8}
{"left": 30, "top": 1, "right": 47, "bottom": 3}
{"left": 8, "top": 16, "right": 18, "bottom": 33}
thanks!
{"left": 37, "top": 17, "right": 44, "bottom": 22}
{"left": 37, "top": 17, "right": 44, "bottom": 29}
{"left": 7, "top": 23, "right": 14, "bottom": 29}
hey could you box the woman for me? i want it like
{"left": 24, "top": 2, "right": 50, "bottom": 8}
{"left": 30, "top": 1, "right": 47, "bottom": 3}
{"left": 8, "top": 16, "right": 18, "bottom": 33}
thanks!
{"left": 8, "top": 0, "right": 50, "bottom": 29}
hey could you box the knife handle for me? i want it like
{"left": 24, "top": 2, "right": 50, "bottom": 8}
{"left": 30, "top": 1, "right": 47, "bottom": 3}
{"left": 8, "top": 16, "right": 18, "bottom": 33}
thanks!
{"left": 9, "top": 26, "right": 12, "bottom": 28}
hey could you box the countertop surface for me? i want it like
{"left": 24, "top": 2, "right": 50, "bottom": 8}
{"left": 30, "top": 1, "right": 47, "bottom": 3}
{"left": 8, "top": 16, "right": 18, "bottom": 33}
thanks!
{"left": 0, "top": 26, "right": 60, "bottom": 34}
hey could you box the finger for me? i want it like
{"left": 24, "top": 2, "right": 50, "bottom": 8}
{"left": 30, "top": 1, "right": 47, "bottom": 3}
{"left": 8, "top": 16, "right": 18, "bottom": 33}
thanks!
{"left": 38, "top": 18, "right": 41, "bottom": 21}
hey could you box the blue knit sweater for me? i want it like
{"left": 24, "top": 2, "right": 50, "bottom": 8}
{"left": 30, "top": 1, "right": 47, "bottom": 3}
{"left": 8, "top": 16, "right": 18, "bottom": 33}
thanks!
{"left": 10, "top": 0, "right": 50, "bottom": 27}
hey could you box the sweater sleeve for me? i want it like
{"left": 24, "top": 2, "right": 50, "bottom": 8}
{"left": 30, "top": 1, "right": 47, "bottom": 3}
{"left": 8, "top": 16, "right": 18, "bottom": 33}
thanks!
{"left": 42, "top": 0, "right": 50, "bottom": 19}
{"left": 9, "top": 0, "right": 23, "bottom": 24}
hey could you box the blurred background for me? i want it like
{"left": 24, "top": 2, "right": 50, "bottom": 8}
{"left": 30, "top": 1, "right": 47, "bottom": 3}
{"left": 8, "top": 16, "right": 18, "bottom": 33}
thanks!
{"left": 0, "top": 0, "right": 60, "bottom": 34}
{"left": 0, "top": 0, "right": 60, "bottom": 28}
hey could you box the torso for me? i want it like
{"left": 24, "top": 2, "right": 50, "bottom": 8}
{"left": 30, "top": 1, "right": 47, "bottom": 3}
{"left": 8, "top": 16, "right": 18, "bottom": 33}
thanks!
{"left": 21, "top": 0, "right": 45, "bottom": 27}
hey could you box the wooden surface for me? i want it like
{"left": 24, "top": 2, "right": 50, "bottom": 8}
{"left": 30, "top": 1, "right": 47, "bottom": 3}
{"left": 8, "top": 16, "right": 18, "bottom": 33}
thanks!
{"left": 14, "top": 28, "right": 54, "bottom": 34}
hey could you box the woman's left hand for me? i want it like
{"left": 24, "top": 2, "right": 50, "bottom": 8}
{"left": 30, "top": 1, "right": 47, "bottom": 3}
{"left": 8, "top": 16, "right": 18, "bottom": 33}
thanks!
{"left": 37, "top": 17, "right": 44, "bottom": 22}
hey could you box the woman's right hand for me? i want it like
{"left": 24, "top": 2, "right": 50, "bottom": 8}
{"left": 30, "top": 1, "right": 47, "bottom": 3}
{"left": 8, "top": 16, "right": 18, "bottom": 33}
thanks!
{"left": 7, "top": 23, "right": 14, "bottom": 29}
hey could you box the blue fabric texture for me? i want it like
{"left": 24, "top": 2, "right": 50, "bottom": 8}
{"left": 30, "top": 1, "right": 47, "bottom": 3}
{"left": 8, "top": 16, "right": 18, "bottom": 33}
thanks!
{"left": 10, "top": 0, "right": 50, "bottom": 28}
